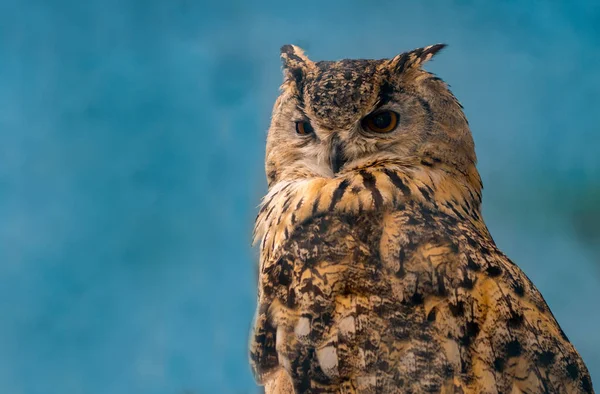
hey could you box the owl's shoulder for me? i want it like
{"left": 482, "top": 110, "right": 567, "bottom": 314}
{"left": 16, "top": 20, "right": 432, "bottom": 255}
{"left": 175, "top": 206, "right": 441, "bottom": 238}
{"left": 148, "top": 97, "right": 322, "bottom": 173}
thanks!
{"left": 379, "top": 203, "right": 594, "bottom": 393}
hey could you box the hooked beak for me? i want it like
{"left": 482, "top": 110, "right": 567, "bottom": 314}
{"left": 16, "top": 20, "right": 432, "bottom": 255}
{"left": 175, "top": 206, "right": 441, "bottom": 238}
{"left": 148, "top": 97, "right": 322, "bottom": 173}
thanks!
{"left": 329, "top": 136, "right": 347, "bottom": 175}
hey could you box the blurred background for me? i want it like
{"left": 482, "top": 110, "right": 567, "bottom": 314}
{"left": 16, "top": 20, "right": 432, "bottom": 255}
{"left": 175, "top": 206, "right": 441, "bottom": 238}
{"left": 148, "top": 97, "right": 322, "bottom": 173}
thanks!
{"left": 0, "top": 0, "right": 598, "bottom": 393}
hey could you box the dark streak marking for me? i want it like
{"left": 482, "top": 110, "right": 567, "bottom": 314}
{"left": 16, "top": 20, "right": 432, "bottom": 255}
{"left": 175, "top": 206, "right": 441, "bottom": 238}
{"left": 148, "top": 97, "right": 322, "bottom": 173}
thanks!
{"left": 460, "top": 321, "right": 480, "bottom": 347}
{"left": 467, "top": 188, "right": 477, "bottom": 205}
{"left": 360, "top": 170, "right": 383, "bottom": 209}
{"left": 486, "top": 265, "right": 502, "bottom": 277}
{"left": 329, "top": 179, "right": 350, "bottom": 211}
{"left": 506, "top": 340, "right": 522, "bottom": 357}
{"left": 394, "top": 54, "right": 410, "bottom": 73}
{"left": 287, "top": 288, "right": 296, "bottom": 308}
{"left": 264, "top": 204, "right": 276, "bottom": 224}
{"left": 258, "top": 201, "right": 270, "bottom": 214}
{"left": 567, "top": 363, "right": 580, "bottom": 380}
{"left": 418, "top": 185, "right": 432, "bottom": 201}
{"left": 582, "top": 375, "right": 593, "bottom": 393}
{"left": 449, "top": 301, "right": 465, "bottom": 317}
{"left": 396, "top": 249, "right": 406, "bottom": 278}
{"left": 417, "top": 97, "right": 434, "bottom": 132}
{"left": 513, "top": 282, "right": 525, "bottom": 297}
{"left": 460, "top": 274, "right": 475, "bottom": 290}
{"left": 446, "top": 202, "right": 466, "bottom": 221}
{"left": 427, "top": 307, "right": 437, "bottom": 322}
{"left": 538, "top": 351, "right": 555, "bottom": 367}
{"left": 410, "top": 291, "right": 424, "bottom": 305}
{"left": 312, "top": 195, "right": 321, "bottom": 215}
{"left": 294, "top": 197, "right": 304, "bottom": 211}
{"left": 282, "top": 195, "right": 294, "bottom": 213}
{"left": 384, "top": 169, "right": 411, "bottom": 196}
{"left": 494, "top": 357, "right": 506, "bottom": 372}
{"left": 507, "top": 313, "right": 523, "bottom": 328}
{"left": 379, "top": 81, "right": 395, "bottom": 104}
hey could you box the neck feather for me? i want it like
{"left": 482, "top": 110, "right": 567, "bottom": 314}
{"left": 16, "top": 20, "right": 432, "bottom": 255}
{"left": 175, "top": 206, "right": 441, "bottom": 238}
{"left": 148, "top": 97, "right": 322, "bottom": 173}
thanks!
{"left": 254, "top": 160, "right": 488, "bottom": 261}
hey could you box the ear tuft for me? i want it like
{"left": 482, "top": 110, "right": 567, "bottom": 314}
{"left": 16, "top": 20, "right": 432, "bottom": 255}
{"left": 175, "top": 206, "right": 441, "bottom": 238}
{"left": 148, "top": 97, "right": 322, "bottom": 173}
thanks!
{"left": 389, "top": 43, "right": 447, "bottom": 73}
{"left": 280, "top": 44, "right": 313, "bottom": 84}
{"left": 280, "top": 45, "right": 312, "bottom": 68}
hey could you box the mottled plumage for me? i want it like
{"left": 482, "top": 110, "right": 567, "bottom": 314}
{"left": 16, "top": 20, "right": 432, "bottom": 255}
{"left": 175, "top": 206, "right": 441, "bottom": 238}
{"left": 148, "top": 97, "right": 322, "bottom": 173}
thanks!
{"left": 250, "top": 44, "right": 594, "bottom": 393}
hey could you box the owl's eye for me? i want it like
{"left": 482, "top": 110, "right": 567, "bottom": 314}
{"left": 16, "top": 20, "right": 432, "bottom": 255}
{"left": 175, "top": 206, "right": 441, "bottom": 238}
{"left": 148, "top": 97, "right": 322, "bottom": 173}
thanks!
{"left": 295, "top": 121, "right": 314, "bottom": 136}
{"left": 362, "top": 111, "right": 399, "bottom": 133}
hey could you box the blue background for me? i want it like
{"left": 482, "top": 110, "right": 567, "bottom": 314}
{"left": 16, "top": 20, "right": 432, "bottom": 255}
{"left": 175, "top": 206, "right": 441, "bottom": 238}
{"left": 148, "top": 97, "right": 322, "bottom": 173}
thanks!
{"left": 0, "top": 1, "right": 599, "bottom": 393}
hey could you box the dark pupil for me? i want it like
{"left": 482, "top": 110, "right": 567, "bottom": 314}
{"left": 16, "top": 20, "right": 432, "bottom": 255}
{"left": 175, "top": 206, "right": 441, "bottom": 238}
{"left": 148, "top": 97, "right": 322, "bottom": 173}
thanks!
{"left": 303, "top": 122, "right": 314, "bottom": 134}
{"left": 373, "top": 112, "right": 391, "bottom": 129}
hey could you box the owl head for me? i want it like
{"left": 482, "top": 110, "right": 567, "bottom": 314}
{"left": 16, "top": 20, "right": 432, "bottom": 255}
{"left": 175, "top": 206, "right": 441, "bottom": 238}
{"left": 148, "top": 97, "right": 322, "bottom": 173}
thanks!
{"left": 264, "top": 44, "right": 477, "bottom": 189}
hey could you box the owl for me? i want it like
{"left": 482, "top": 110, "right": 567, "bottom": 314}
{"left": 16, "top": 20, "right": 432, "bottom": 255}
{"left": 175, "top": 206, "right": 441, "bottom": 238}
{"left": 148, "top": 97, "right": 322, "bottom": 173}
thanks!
{"left": 249, "top": 44, "right": 594, "bottom": 394}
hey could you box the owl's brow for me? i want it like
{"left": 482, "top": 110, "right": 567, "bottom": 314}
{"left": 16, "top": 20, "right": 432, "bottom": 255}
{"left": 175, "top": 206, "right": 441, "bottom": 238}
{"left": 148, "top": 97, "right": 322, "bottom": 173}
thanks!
{"left": 373, "top": 81, "right": 435, "bottom": 134}
{"left": 378, "top": 81, "right": 397, "bottom": 105}
{"left": 378, "top": 80, "right": 424, "bottom": 107}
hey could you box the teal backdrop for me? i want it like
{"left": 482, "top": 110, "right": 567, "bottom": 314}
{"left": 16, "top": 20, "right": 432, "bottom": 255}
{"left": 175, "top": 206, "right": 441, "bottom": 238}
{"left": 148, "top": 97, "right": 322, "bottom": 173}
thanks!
{"left": 0, "top": 1, "right": 598, "bottom": 393}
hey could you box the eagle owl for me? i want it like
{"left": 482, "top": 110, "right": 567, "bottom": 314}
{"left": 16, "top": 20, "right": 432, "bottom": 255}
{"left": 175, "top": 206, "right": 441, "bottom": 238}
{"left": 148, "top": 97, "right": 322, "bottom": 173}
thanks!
{"left": 249, "top": 44, "right": 594, "bottom": 394}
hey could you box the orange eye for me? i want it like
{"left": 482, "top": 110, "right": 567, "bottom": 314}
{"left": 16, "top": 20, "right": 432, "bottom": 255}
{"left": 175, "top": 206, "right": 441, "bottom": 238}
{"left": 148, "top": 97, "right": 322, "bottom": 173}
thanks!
{"left": 362, "top": 111, "right": 399, "bottom": 133}
{"left": 295, "top": 121, "right": 314, "bottom": 136}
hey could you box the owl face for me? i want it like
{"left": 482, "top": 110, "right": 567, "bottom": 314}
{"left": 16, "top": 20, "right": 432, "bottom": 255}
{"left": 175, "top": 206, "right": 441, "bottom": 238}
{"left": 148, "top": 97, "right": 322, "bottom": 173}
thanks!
{"left": 265, "top": 44, "right": 476, "bottom": 187}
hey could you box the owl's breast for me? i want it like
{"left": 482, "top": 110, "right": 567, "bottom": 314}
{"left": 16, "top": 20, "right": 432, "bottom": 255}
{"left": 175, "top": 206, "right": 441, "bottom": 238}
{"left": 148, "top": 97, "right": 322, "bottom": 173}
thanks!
{"left": 278, "top": 210, "right": 390, "bottom": 301}
{"left": 259, "top": 207, "right": 460, "bottom": 392}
